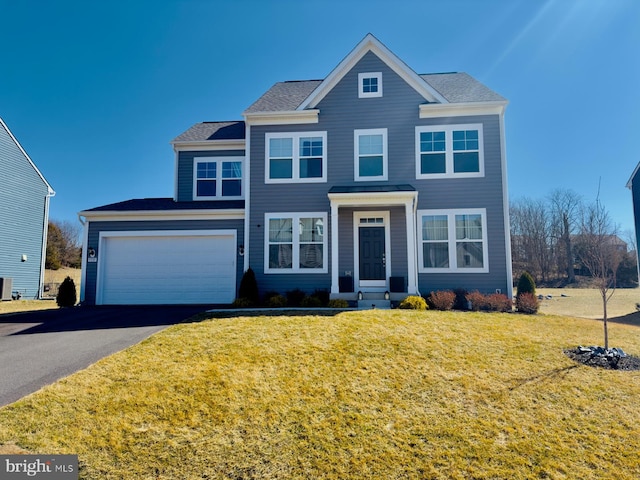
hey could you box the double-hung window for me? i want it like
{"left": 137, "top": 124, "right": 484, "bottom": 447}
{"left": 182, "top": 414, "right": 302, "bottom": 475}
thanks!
{"left": 416, "top": 124, "right": 484, "bottom": 178}
{"left": 418, "top": 209, "right": 488, "bottom": 273}
{"left": 265, "top": 212, "right": 327, "bottom": 273}
{"left": 193, "top": 157, "right": 243, "bottom": 199}
{"left": 266, "top": 132, "right": 327, "bottom": 183}
{"left": 354, "top": 128, "right": 387, "bottom": 181}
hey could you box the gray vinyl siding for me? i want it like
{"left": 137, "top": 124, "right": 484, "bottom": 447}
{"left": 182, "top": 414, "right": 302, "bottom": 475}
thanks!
{"left": 632, "top": 172, "right": 640, "bottom": 264}
{"left": 83, "top": 219, "right": 245, "bottom": 305}
{"left": 176, "top": 150, "right": 245, "bottom": 202}
{"left": 248, "top": 50, "right": 510, "bottom": 296}
{"left": 0, "top": 123, "right": 50, "bottom": 298}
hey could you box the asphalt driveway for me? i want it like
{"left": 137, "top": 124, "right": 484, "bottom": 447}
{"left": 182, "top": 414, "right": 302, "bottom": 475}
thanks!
{"left": 0, "top": 305, "right": 209, "bottom": 407}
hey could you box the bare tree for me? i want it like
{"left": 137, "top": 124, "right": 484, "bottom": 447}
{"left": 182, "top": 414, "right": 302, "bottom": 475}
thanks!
{"left": 574, "top": 201, "right": 622, "bottom": 349}
{"left": 510, "top": 198, "right": 554, "bottom": 282}
{"left": 548, "top": 189, "right": 582, "bottom": 284}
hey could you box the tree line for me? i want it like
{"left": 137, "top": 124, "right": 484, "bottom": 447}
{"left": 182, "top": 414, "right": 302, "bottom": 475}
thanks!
{"left": 510, "top": 188, "right": 637, "bottom": 287}
{"left": 46, "top": 220, "right": 82, "bottom": 269}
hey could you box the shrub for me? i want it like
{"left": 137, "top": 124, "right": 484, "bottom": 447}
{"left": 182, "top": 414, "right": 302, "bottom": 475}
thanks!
{"left": 516, "top": 292, "right": 539, "bottom": 314}
{"left": 286, "top": 288, "right": 306, "bottom": 307}
{"left": 328, "top": 299, "right": 349, "bottom": 308}
{"left": 428, "top": 290, "right": 456, "bottom": 311}
{"left": 267, "top": 294, "right": 287, "bottom": 308}
{"left": 301, "top": 296, "right": 323, "bottom": 308}
{"left": 485, "top": 293, "right": 512, "bottom": 312}
{"left": 238, "top": 268, "right": 259, "bottom": 305}
{"left": 466, "top": 291, "right": 487, "bottom": 312}
{"left": 453, "top": 288, "right": 470, "bottom": 310}
{"left": 398, "top": 295, "right": 428, "bottom": 310}
{"left": 262, "top": 291, "right": 280, "bottom": 305}
{"left": 516, "top": 271, "right": 536, "bottom": 298}
{"left": 311, "top": 289, "right": 330, "bottom": 307}
{"left": 232, "top": 297, "right": 254, "bottom": 308}
{"left": 56, "top": 276, "right": 77, "bottom": 307}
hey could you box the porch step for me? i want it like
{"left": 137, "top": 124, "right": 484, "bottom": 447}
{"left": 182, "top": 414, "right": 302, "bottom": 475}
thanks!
{"left": 357, "top": 299, "right": 391, "bottom": 310}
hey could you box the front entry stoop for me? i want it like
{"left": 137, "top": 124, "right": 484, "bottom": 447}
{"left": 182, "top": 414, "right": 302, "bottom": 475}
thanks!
{"left": 357, "top": 297, "right": 391, "bottom": 310}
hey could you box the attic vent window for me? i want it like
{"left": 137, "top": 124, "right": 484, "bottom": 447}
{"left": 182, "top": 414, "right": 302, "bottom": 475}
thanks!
{"left": 358, "top": 72, "right": 382, "bottom": 98}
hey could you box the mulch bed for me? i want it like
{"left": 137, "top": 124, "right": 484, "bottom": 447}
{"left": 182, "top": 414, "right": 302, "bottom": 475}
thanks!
{"left": 564, "top": 348, "right": 640, "bottom": 371}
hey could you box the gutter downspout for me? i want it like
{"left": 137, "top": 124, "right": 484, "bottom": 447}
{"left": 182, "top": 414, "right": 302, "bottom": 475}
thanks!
{"left": 39, "top": 188, "right": 55, "bottom": 299}
{"left": 78, "top": 214, "right": 88, "bottom": 304}
{"left": 413, "top": 196, "right": 420, "bottom": 297}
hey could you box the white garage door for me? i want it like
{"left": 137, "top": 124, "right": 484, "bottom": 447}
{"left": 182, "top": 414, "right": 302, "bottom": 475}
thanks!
{"left": 97, "top": 231, "right": 236, "bottom": 305}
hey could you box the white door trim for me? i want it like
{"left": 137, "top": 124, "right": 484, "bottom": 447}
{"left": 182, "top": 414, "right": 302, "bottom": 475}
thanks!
{"left": 353, "top": 211, "right": 391, "bottom": 291}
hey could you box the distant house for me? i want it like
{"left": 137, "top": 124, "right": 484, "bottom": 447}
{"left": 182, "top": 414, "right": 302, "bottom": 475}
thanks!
{"left": 79, "top": 34, "right": 512, "bottom": 305}
{"left": 626, "top": 163, "right": 640, "bottom": 279}
{"left": 0, "top": 118, "right": 55, "bottom": 299}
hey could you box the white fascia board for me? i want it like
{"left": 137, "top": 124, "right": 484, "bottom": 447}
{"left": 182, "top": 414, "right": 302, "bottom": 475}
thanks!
{"left": 79, "top": 209, "right": 245, "bottom": 222}
{"left": 626, "top": 161, "right": 640, "bottom": 189}
{"left": 328, "top": 190, "right": 417, "bottom": 207}
{"left": 299, "top": 33, "right": 447, "bottom": 110}
{"left": 419, "top": 101, "right": 508, "bottom": 118}
{"left": 243, "top": 110, "right": 320, "bottom": 126}
{"left": 171, "top": 140, "right": 246, "bottom": 152}
{"left": 0, "top": 117, "right": 55, "bottom": 195}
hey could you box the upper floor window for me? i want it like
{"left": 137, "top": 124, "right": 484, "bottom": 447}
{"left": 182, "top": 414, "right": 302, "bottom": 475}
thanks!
{"left": 266, "top": 132, "right": 327, "bottom": 183}
{"left": 193, "top": 157, "right": 243, "bottom": 200}
{"left": 354, "top": 128, "right": 388, "bottom": 181}
{"left": 415, "top": 124, "right": 484, "bottom": 179}
{"left": 358, "top": 72, "right": 382, "bottom": 98}
{"left": 417, "top": 208, "right": 488, "bottom": 273}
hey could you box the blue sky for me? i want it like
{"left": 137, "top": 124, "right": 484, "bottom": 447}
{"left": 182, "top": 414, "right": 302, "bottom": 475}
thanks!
{"left": 2, "top": 0, "right": 639, "bottom": 235}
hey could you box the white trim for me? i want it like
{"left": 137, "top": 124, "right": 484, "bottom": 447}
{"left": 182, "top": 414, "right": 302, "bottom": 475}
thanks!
{"left": 419, "top": 101, "right": 507, "bottom": 118}
{"left": 193, "top": 156, "right": 244, "bottom": 200}
{"left": 243, "top": 110, "right": 320, "bottom": 126}
{"left": 173, "top": 149, "right": 179, "bottom": 201}
{"left": 499, "top": 112, "right": 514, "bottom": 298}
{"left": 243, "top": 123, "right": 252, "bottom": 272}
{"left": 299, "top": 34, "right": 447, "bottom": 110}
{"left": 415, "top": 124, "right": 484, "bottom": 179}
{"left": 172, "top": 140, "right": 246, "bottom": 152}
{"left": 627, "top": 161, "right": 640, "bottom": 189}
{"left": 353, "top": 211, "right": 391, "bottom": 290}
{"left": 264, "top": 212, "right": 328, "bottom": 274}
{"left": 358, "top": 72, "right": 382, "bottom": 98}
{"left": 417, "top": 208, "right": 489, "bottom": 273}
{"left": 265, "top": 132, "right": 327, "bottom": 184}
{"left": 354, "top": 128, "right": 388, "bottom": 181}
{"left": 96, "top": 229, "right": 237, "bottom": 305}
{"left": 79, "top": 210, "right": 245, "bottom": 222}
{"left": 79, "top": 216, "right": 89, "bottom": 303}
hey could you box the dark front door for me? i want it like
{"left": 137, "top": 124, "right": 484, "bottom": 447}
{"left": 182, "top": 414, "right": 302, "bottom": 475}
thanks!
{"left": 359, "top": 226, "right": 385, "bottom": 281}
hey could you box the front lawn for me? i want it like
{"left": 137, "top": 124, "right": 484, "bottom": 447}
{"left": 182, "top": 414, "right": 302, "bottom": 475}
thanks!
{"left": 1, "top": 310, "right": 640, "bottom": 479}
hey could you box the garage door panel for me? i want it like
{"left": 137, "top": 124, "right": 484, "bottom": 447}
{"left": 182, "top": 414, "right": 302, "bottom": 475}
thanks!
{"left": 98, "top": 233, "right": 236, "bottom": 305}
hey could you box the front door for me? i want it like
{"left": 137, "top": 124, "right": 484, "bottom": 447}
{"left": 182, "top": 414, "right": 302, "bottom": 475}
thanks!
{"left": 359, "top": 226, "right": 386, "bottom": 282}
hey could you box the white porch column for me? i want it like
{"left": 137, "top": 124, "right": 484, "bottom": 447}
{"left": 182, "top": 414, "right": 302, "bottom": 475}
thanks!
{"left": 330, "top": 202, "right": 340, "bottom": 294}
{"left": 405, "top": 199, "right": 418, "bottom": 294}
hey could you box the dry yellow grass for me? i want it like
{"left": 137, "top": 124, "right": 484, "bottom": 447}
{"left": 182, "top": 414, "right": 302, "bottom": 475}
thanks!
{"left": 537, "top": 287, "right": 639, "bottom": 319}
{"left": 44, "top": 267, "right": 81, "bottom": 286}
{"left": 0, "top": 300, "right": 57, "bottom": 314}
{"left": 1, "top": 310, "right": 640, "bottom": 479}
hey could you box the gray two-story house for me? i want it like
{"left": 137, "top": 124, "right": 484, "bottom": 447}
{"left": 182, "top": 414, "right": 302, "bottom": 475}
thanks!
{"left": 79, "top": 34, "right": 512, "bottom": 305}
{"left": 1, "top": 117, "right": 55, "bottom": 300}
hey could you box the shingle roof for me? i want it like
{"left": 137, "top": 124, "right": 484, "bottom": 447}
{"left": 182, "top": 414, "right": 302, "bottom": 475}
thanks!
{"left": 82, "top": 198, "right": 245, "bottom": 213}
{"left": 172, "top": 121, "right": 245, "bottom": 143}
{"left": 420, "top": 73, "right": 506, "bottom": 103}
{"left": 244, "top": 80, "right": 323, "bottom": 113}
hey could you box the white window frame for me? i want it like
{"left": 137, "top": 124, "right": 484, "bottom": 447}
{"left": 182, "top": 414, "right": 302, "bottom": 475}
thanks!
{"left": 415, "top": 124, "right": 484, "bottom": 179}
{"left": 354, "top": 128, "right": 388, "bottom": 182}
{"left": 193, "top": 156, "right": 244, "bottom": 200}
{"left": 417, "top": 208, "right": 489, "bottom": 273}
{"left": 264, "top": 212, "right": 328, "bottom": 274}
{"left": 358, "top": 72, "right": 383, "bottom": 98}
{"left": 265, "top": 132, "right": 327, "bottom": 184}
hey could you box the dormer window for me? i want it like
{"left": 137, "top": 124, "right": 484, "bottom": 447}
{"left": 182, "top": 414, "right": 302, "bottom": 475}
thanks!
{"left": 358, "top": 72, "right": 382, "bottom": 98}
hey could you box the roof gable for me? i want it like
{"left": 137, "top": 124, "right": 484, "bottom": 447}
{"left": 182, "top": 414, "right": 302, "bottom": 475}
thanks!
{"left": 297, "top": 33, "right": 448, "bottom": 110}
{"left": 627, "top": 161, "right": 640, "bottom": 189}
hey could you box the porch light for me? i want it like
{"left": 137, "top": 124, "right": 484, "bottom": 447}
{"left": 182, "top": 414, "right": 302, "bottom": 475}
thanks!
{"left": 384, "top": 291, "right": 390, "bottom": 300}
{"left": 357, "top": 291, "right": 363, "bottom": 300}
{"left": 238, "top": 245, "right": 245, "bottom": 256}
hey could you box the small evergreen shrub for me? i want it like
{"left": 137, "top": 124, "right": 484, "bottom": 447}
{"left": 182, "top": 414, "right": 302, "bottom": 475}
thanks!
{"left": 428, "top": 290, "right": 456, "bottom": 311}
{"left": 516, "top": 271, "right": 536, "bottom": 298}
{"left": 267, "top": 294, "right": 287, "bottom": 308}
{"left": 300, "top": 296, "right": 323, "bottom": 308}
{"left": 56, "top": 276, "right": 77, "bottom": 307}
{"left": 516, "top": 293, "right": 539, "bottom": 314}
{"left": 453, "top": 288, "right": 470, "bottom": 310}
{"left": 311, "top": 289, "right": 330, "bottom": 307}
{"left": 328, "top": 299, "right": 349, "bottom": 308}
{"left": 398, "top": 295, "right": 428, "bottom": 310}
{"left": 232, "top": 297, "right": 254, "bottom": 308}
{"left": 286, "top": 288, "right": 306, "bottom": 307}
{"left": 466, "top": 291, "right": 487, "bottom": 312}
{"left": 485, "top": 293, "right": 512, "bottom": 312}
{"left": 262, "top": 291, "right": 280, "bottom": 306}
{"left": 238, "top": 268, "right": 259, "bottom": 305}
